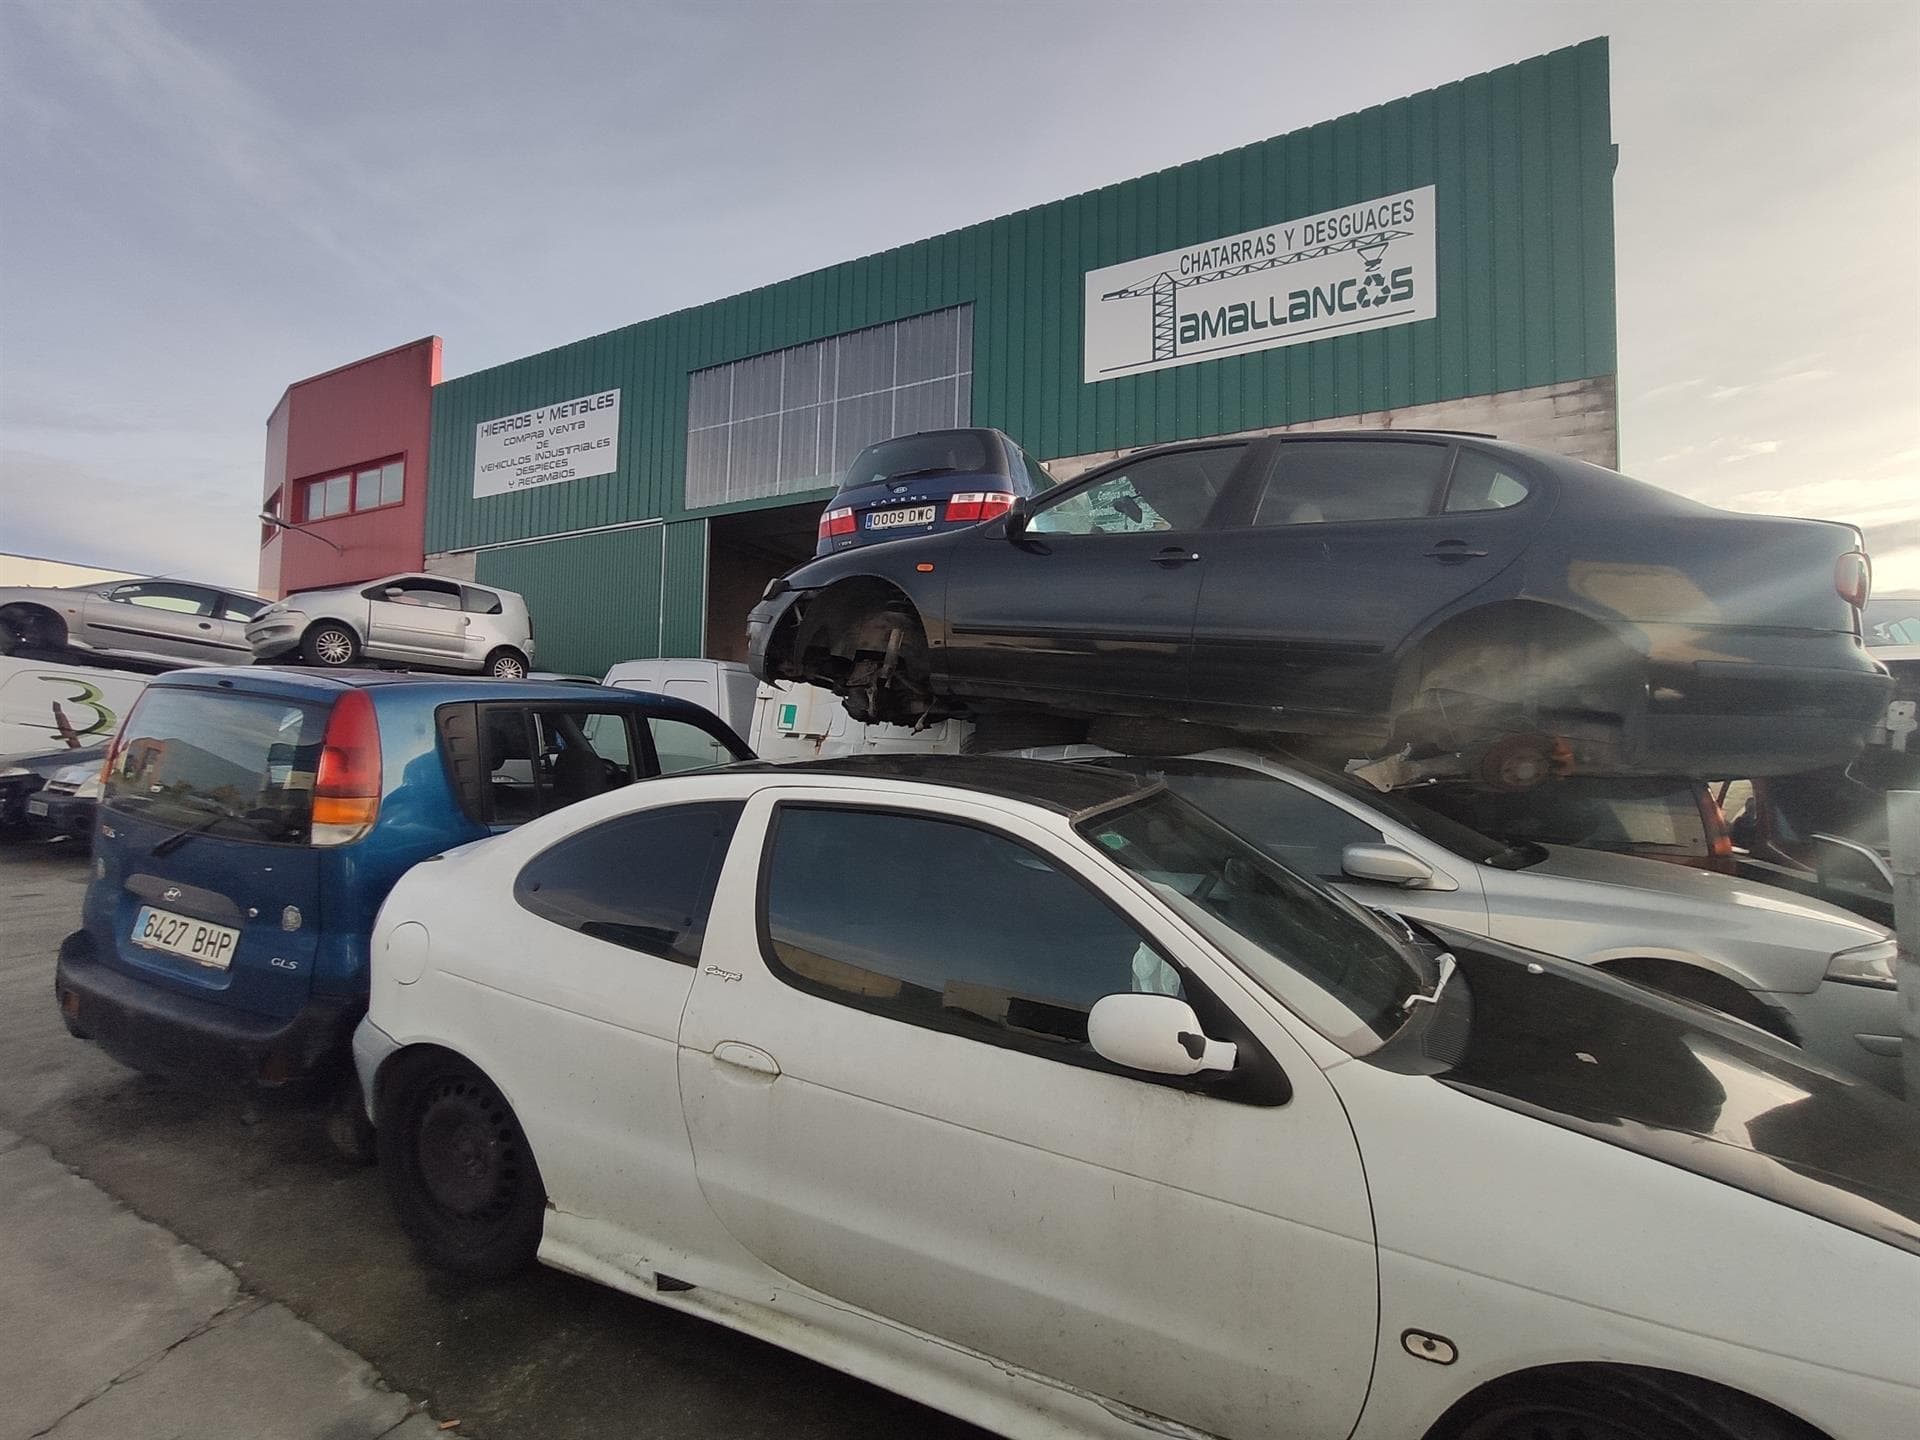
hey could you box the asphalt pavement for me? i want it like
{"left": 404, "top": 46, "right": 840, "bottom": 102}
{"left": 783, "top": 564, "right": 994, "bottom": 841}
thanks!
{"left": 0, "top": 841, "right": 981, "bottom": 1440}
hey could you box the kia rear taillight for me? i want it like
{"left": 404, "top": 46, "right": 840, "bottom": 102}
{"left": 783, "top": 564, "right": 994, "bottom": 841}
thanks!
{"left": 818, "top": 506, "right": 856, "bottom": 542}
{"left": 945, "top": 491, "right": 1015, "bottom": 523}
{"left": 311, "top": 689, "right": 381, "bottom": 846}
{"left": 1835, "top": 551, "right": 1871, "bottom": 610}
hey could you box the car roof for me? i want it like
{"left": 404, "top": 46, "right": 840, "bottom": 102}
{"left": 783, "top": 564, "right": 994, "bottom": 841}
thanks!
{"left": 714, "top": 753, "right": 1156, "bottom": 817}
{"left": 143, "top": 666, "right": 728, "bottom": 717}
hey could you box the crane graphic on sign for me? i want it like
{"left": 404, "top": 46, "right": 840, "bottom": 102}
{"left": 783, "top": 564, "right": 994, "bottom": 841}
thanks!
{"left": 1100, "top": 227, "right": 1412, "bottom": 364}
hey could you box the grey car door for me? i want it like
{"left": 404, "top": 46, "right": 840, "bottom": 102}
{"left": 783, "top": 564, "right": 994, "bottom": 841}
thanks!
{"left": 80, "top": 582, "right": 226, "bottom": 661}
{"left": 364, "top": 580, "right": 469, "bottom": 661}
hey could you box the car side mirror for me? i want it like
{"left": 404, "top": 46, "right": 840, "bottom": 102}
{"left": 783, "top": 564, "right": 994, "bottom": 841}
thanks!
{"left": 1004, "top": 497, "right": 1030, "bottom": 540}
{"left": 1088, "top": 993, "right": 1237, "bottom": 1077}
{"left": 384, "top": 586, "right": 406, "bottom": 599}
{"left": 1341, "top": 842, "right": 1434, "bottom": 888}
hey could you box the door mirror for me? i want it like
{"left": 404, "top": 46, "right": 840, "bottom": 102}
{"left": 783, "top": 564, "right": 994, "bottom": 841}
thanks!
{"left": 1087, "top": 993, "right": 1237, "bottom": 1077}
{"left": 1003, "top": 497, "right": 1030, "bottom": 540}
{"left": 384, "top": 586, "right": 406, "bottom": 600}
{"left": 1341, "top": 842, "right": 1434, "bottom": 888}
{"left": 1810, "top": 832, "right": 1894, "bottom": 893}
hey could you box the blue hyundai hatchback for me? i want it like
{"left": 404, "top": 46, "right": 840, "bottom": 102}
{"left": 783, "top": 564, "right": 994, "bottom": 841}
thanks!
{"left": 56, "top": 667, "right": 750, "bottom": 1153}
{"left": 815, "top": 427, "right": 1053, "bottom": 555}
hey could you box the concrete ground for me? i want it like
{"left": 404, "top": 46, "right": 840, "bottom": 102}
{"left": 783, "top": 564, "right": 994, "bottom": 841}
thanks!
{"left": 0, "top": 842, "right": 980, "bottom": 1440}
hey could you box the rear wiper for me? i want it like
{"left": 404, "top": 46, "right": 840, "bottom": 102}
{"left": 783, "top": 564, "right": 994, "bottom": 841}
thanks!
{"left": 878, "top": 464, "right": 964, "bottom": 484}
{"left": 1401, "top": 952, "right": 1459, "bottom": 1014}
{"left": 151, "top": 811, "right": 237, "bottom": 857}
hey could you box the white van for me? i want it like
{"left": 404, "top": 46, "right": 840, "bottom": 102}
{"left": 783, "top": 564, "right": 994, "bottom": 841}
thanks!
{"left": 600, "top": 659, "right": 759, "bottom": 740}
{"left": 0, "top": 654, "right": 158, "bottom": 757}
{"left": 749, "top": 678, "right": 971, "bottom": 762}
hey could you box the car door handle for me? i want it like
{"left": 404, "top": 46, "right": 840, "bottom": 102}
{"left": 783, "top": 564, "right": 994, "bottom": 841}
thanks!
{"left": 712, "top": 1041, "right": 780, "bottom": 1077}
{"left": 1151, "top": 546, "right": 1201, "bottom": 567}
{"left": 197, "top": 622, "right": 213, "bottom": 629}
{"left": 1425, "top": 542, "right": 1489, "bottom": 562}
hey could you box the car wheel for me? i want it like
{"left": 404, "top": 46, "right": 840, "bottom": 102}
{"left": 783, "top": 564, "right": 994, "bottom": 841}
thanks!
{"left": 378, "top": 1050, "right": 545, "bottom": 1279}
{"left": 301, "top": 624, "right": 360, "bottom": 668}
{"left": 485, "top": 648, "right": 528, "bottom": 679}
{"left": 1442, "top": 1367, "right": 1817, "bottom": 1440}
{"left": 0, "top": 604, "right": 67, "bottom": 654}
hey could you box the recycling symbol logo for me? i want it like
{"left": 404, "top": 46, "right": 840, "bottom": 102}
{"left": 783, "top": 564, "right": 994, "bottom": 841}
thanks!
{"left": 1356, "top": 271, "right": 1390, "bottom": 308}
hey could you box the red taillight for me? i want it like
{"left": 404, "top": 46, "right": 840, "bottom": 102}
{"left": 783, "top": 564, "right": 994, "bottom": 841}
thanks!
{"left": 818, "top": 506, "right": 856, "bottom": 542}
{"left": 946, "top": 491, "right": 1015, "bottom": 523}
{"left": 312, "top": 688, "right": 381, "bottom": 845}
{"left": 96, "top": 701, "right": 140, "bottom": 787}
{"left": 1835, "top": 551, "right": 1871, "bottom": 610}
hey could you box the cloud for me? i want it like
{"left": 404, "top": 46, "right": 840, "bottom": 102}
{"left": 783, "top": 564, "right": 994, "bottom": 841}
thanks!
{"left": 1716, "top": 439, "right": 1782, "bottom": 464}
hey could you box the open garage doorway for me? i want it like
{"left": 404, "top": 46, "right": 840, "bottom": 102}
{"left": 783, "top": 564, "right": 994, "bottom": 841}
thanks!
{"left": 704, "top": 502, "right": 822, "bottom": 661}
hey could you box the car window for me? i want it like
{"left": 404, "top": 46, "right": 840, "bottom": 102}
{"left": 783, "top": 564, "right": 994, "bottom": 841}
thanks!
{"left": 109, "top": 582, "right": 215, "bottom": 616}
{"left": 1249, "top": 441, "right": 1450, "bottom": 526}
{"left": 1027, "top": 446, "right": 1245, "bottom": 536}
{"left": 102, "top": 687, "right": 326, "bottom": 845}
{"left": 483, "top": 707, "right": 639, "bottom": 823}
{"left": 217, "top": 595, "right": 266, "bottom": 621}
{"left": 649, "top": 716, "right": 736, "bottom": 774}
{"left": 762, "top": 806, "right": 1187, "bottom": 1057}
{"left": 461, "top": 586, "right": 504, "bottom": 615}
{"left": 1096, "top": 761, "right": 1383, "bottom": 880}
{"left": 1424, "top": 780, "right": 1706, "bottom": 851}
{"left": 1444, "top": 450, "right": 1532, "bottom": 513}
{"left": 1023, "top": 451, "right": 1055, "bottom": 493}
{"left": 515, "top": 801, "right": 744, "bottom": 963}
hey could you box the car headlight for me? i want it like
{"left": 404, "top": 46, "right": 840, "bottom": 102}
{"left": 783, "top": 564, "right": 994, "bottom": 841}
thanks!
{"left": 1825, "top": 938, "right": 1898, "bottom": 989}
{"left": 72, "top": 773, "right": 101, "bottom": 799}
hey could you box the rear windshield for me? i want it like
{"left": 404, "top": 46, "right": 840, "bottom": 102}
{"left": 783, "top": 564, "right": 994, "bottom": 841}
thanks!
{"left": 103, "top": 687, "right": 329, "bottom": 845}
{"left": 1423, "top": 779, "right": 1708, "bottom": 852}
{"left": 838, "top": 431, "right": 996, "bottom": 492}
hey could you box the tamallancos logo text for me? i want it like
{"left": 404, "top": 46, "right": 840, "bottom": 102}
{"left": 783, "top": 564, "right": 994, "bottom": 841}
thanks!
{"left": 1178, "top": 267, "right": 1416, "bottom": 346}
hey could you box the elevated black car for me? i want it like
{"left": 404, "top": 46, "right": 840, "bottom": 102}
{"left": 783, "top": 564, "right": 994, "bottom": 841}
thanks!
{"left": 749, "top": 432, "right": 1892, "bottom": 781}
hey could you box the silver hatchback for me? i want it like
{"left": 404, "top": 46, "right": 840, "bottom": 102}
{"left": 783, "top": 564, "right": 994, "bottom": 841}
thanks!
{"left": 247, "top": 573, "right": 536, "bottom": 677}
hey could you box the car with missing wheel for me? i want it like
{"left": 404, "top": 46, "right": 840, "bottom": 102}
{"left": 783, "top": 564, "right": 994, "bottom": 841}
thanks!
{"left": 750, "top": 432, "right": 1892, "bottom": 782}
{"left": 1034, "top": 747, "right": 1903, "bottom": 1092}
{"left": 56, "top": 666, "right": 751, "bottom": 1158}
{"left": 356, "top": 755, "right": 1918, "bottom": 1440}
{"left": 0, "top": 577, "right": 267, "bottom": 666}
{"left": 246, "top": 573, "right": 536, "bottom": 677}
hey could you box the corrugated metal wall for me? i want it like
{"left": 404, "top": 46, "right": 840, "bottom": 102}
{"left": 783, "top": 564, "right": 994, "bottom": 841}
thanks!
{"left": 429, "top": 38, "right": 1614, "bottom": 583}
{"left": 473, "top": 525, "right": 665, "bottom": 676}
{"left": 659, "top": 519, "right": 708, "bottom": 657}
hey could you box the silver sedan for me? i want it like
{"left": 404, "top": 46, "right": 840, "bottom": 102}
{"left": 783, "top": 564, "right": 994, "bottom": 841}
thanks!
{"left": 0, "top": 579, "right": 264, "bottom": 666}
{"left": 1053, "top": 747, "right": 1904, "bottom": 1092}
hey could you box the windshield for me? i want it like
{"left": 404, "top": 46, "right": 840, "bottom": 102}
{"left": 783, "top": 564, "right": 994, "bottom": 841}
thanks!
{"left": 838, "top": 430, "right": 996, "bottom": 492}
{"left": 1297, "top": 759, "right": 1522, "bottom": 864}
{"left": 103, "top": 687, "right": 328, "bottom": 845}
{"left": 1076, "top": 791, "right": 1427, "bottom": 1048}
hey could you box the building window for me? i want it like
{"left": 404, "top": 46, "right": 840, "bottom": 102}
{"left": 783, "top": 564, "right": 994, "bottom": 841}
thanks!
{"left": 685, "top": 305, "right": 973, "bottom": 509}
{"left": 302, "top": 459, "right": 404, "bottom": 521}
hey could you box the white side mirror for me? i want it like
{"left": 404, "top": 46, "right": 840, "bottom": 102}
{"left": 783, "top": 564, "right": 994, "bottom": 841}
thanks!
{"left": 1342, "top": 842, "right": 1434, "bottom": 888}
{"left": 1088, "top": 993, "right": 1237, "bottom": 1077}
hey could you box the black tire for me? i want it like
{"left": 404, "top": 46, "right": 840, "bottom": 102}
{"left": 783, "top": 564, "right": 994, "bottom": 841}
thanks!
{"left": 1438, "top": 1366, "right": 1819, "bottom": 1440}
{"left": 377, "top": 1050, "right": 545, "bottom": 1279}
{"left": 485, "top": 648, "right": 529, "bottom": 679}
{"left": 0, "top": 605, "right": 66, "bottom": 654}
{"left": 301, "top": 623, "right": 361, "bottom": 668}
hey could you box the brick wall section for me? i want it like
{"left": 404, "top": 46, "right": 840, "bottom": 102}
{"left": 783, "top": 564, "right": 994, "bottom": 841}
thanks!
{"left": 1041, "top": 375, "right": 1619, "bottom": 483}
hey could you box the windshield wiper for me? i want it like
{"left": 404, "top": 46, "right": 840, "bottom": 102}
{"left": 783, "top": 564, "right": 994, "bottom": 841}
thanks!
{"left": 1401, "top": 952, "right": 1459, "bottom": 1014}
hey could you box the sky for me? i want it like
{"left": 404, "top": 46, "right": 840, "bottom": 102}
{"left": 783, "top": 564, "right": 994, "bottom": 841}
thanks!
{"left": 1, "top": 0, "right": 1915, "bottom": 594}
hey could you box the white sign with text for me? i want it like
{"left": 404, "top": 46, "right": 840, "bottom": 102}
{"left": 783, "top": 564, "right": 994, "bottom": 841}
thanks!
{"left": 1083, "top": 186, "right": 1436, "bottom": 382}
{"left": 473, "top": 389, "right": 621, "bottom": 498}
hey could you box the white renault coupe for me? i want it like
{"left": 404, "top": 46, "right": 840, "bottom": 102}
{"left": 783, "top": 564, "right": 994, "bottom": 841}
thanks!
{"left": 355, "top": 755, "right": 1920, "bottom": 1440}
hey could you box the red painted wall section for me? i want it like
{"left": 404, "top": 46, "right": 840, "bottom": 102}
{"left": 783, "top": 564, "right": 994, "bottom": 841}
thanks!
{"left": 258, "top": 336, "right": 442, "bottom": 598}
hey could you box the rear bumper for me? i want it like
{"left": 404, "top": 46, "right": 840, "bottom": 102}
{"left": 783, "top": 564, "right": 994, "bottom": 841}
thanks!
{"left": 1637, "top": 634, "right": 1892, "bottom": 774}
{"left": 55, "top": 928, "right": 361, "bottom": 1090}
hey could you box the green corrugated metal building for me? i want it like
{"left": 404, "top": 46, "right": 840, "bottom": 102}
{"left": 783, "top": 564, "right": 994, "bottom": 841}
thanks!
{"left": 421, "top": 39, "right": 1617, "bottom": 677}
